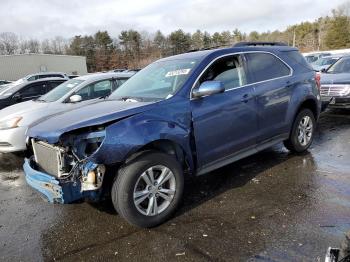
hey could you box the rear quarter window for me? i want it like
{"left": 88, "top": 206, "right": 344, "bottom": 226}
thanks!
{"left": 283, "top": 50, "right": 313, "bottom": 72}
{"left": 245, "top": 53, "right": 291, "bottom": 83}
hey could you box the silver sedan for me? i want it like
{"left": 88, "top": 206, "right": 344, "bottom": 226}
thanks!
{"left": 0, "top": 72, "right": 134, "bottom": 153}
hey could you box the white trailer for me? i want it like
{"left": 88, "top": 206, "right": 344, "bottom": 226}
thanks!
{"left": 0, "top": 54, "right": 88, "bottom": 81}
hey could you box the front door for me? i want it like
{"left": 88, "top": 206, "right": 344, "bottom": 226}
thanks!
{"left": 17, "top": 82, "right": 47, "bottom": 102}
{"left": 191, "top": 54, "right": 258, "bottom": 173}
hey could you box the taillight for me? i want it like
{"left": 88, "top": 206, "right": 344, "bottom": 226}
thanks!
{"left": 315, "top": 72, "right": 321, "bottom": 91}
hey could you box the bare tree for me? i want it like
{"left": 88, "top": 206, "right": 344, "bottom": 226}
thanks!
{"left": 51, "top": 36, "right": 67, "bottom": 54}
{"left": 19, "top": 39, "right": 40, "bottom": 54}
{"left": 0, "top": 32, "right": 19, "bottom": 55}
{"left": 41, "top": 39, "right": 53, "bottom": 54}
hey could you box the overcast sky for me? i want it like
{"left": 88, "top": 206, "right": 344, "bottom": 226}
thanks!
{"left": 0, "top": 0, "right": 346, "bottom": 39}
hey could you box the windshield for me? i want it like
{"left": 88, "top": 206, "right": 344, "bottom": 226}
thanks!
{"left": 326, "top": 57, "right": 350, "bottom": 74}
{"left": 109, "top": 58, "right": 200, "bottom": 101}
{"left": 315, "top": 57, "right": 336, "bottom": 66}
{"left": 39, "top": 79, "right": 84, "bottom": 102}
{"left": 305, "top": 56, "right": 317, "bottom": 63}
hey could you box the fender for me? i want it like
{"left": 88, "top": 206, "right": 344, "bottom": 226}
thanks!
{"left": 285, "top": 75, "right": 320, "bottom": 132}
{"left": 88, "top": 101, "right": 195, "bottom": 172}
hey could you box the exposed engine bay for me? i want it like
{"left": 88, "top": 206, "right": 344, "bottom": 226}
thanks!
{"left": 30, "top": 128, "right": 106, "bottom": 196}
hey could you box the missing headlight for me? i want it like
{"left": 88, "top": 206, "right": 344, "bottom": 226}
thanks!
{"left": 84, "top": 138, "right": 104, "bottom": 156}
{"left": 69, "top": 130, "right": 106, "bottom": 159}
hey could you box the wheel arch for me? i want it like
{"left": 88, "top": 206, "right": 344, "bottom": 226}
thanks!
{"left": 296, "top": 98, "right": 319, "bottom": 120}
{"left": 127, "top": 139, "right": 194, "bottom": 175}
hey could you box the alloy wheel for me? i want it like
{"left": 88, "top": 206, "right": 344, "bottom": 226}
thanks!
{"left": 133, "top": 165, "right": 176, "bottom": 216}
{"left": 297, "top": 116, "right": 313, "bottom": 146}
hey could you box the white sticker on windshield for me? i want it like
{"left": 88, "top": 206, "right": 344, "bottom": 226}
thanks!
{"left": 165, "top": 69, "right": 191, "bottom": 77}
{"left": 67, "top": 84, "right": 76, "bottom": 88}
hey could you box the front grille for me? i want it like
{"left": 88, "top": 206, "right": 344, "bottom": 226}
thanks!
{"left": 0, "top": 142, "right": 11, "bottom": 147}
{"left": 320, "top": 85, "right": 350, "bottom": 97}
{"left": 32, "top": 141, "right": 61, "bottom": 177}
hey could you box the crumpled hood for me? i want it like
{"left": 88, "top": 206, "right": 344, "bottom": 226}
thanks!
{"left": 27, "top": 99, "right": 156, "bottom": 144}
{"left": 320, "top": 73, "right": 350, "bottom": 85}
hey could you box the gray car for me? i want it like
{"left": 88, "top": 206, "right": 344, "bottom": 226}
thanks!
{"left": 320, "top": 56, "right": 350, "bottom": 109}
{"left": 0, "top": 72, "right": 134, "bottom": 153}
{"left": 312, "top": 56, "right": 340, "bottom": 72}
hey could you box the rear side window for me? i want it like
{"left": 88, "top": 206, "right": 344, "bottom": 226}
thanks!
{"left": 285, "top": 51, "right": 313, "bottom": 71}
{"left": 245, "top": 53, "right": 291, "bottom": 83}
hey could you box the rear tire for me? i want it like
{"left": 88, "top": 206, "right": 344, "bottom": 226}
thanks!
{"left": 284, "top": 109, "right": 316, "bottom": 153}
{"left": 112, "top": 151, "right": 184, "bottom": 228}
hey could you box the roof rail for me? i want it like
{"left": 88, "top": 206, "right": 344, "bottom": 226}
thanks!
{"left": 186, "top": 45, "right": 231, "bottom": 53}
{"left": 233, "top": 42, "right": 288, "bottom": 47}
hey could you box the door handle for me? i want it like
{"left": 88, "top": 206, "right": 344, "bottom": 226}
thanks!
{"left": 241, "top": 94, "right": 250, "bottom": 103}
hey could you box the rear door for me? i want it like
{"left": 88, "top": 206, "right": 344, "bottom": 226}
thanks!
{"left": 244, "top": 52, "right": 292, "bottom": 143}
{"left": 191, "top": 54, "right": 258, "bottom": 172}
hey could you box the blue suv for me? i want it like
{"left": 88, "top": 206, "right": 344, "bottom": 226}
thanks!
{"left": 24, "top": 42, "right": 321, "bottom": 228}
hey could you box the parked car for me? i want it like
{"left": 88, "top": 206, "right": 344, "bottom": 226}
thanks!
{"left": 0, "top": 72, "right": 134, "bottom": 153}
{"left": 305, "top": 52, "right": 332, "bottom": 64}
{"left": 320, "top": 56, "right": 350, "bottom": 109}
{"left": 0, "top": 78, "right": 67, "bottom": 111}
{"left": 24, "top": 72, "right": 69, "bottom": 81}
{"left": 312, "top": 56, "right": 340, "bottom": 72}
{"left": 23, "top": 43, "right": 321, "bottom": 228}
{"left": 3, "top": 72, "right": 70, "bottom": 89}
{"left": 0, "top": 80, "right": 12, "bottom": 86}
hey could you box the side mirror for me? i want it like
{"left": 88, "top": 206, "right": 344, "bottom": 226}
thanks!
{"left": 321, "top": 68, "right": 327, "bottom": 73}
{"left": 69, "top": 95, "right": 82, "bottom": 103}
{"left": 192, "top": 81, "right": 225, "bottom": 98}
{"left": 12, "top": 93, "right": 22, "bottom": 101}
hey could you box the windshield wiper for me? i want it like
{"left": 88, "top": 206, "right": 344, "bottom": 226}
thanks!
{"left": 118, "top": 96, "right": 143, "bottom": 102}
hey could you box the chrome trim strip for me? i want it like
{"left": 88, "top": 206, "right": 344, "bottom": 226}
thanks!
{"left": 190, "top": 51, "right": 294, "bottom": 100}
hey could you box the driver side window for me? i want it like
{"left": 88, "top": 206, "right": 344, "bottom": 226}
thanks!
{"left": 198, "top": 55, "right": 247, "bottom": 90}
{"left": 19, "top": 82, "right": 46, "bottom": 98}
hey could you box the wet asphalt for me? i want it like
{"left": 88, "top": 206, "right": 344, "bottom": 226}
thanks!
{"left": 0, "top": 109, "right": 350, "bottom": 262}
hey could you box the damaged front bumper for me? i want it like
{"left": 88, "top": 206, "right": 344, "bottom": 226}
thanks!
{"left": 23, "top": 157, "right": 102, "bottom": 204}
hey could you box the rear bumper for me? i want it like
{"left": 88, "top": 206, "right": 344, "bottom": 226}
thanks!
{"left": 23, "top": 158, "right": 101, "bottom": 203}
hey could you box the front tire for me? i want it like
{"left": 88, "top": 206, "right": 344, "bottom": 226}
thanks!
{"left": 284, "top": 109, "right": 316, "bottom": 153}
{"left": 112, "top": 151, "right": 184, "bottom": 228}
